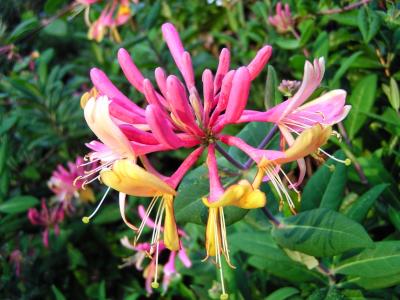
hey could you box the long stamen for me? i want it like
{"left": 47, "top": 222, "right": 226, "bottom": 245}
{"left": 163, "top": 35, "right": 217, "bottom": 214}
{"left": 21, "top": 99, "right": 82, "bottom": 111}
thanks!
{"left": 134, "top": 196, "right": 159, "bottom": 246}
{"left": 151, "top": 201, "right": 165, "bottom": 289}
{"left": 318, "top": 148, "right": 351, "bottom": 165}
{"left": 277, "top": 166, "right": 300, "bottom": 193}
{"left": 219, "top": 208, "right": 235, "bottom": 269}
{"left": 214, "top": 211, "right": 228, "bottom": 300}
{"left": 82, "top": 187, "right": 111, "bottom": 223}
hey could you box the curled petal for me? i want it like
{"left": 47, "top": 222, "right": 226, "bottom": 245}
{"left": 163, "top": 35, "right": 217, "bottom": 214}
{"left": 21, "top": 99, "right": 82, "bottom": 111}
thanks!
{"left": 84, "top": 97, "right": 135, "bottom": 160}
{"left": 280, "top": 57, "right": 325, "bottom": 119}
{"left": 119, "top": 192, "right": 138, "bottom": 231}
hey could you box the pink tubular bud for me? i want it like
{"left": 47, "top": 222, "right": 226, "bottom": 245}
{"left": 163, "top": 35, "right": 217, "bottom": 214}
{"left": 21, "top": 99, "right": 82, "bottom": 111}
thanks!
{"left": 247, "top": 45, "right": 272, "bottom": 80}
{"left": 224, "top": 67, "right": 251, "bottom": 123}
{"left": 162, "top": 23, "right": 185, "bottom": 70}
{"left": 214, "top": 48, "right": 230, "bottom": 93}
{"left": 182, "top": 51, "right": 195, "bottom": 89}
{"left": 146, "top": 105, "right": 183, "bottom": 149}
{"left": 90, "top": 68, "right": 145, "bottom": 116}
{"left": 155, "top": 67, "right": 168, "bottom": 98}
{"left": 117, "top": 48, "right": 145, "bottom": 93}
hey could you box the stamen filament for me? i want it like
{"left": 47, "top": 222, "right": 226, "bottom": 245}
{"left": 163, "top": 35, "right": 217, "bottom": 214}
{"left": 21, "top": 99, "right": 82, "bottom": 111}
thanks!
{"left": 318, "top": 148, "right": 351, "bottom": 165}
{"left": 82, "top": 187, "right": 111, "bottom": 223}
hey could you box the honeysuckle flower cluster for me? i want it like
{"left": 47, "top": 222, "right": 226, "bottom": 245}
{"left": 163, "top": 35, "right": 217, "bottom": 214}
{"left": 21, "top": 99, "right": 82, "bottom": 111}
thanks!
{"left": 120, "top": 205, "right": 191, "bottom": 294}
{"left": 76, "top": 0, "right": 137, "bottom": 42}
{"left": 28, "top": 157, "right": 98, "bottom": 247}
{"left": 268, "top": 2, "right": 294, "bottom": 33}
{"left": 28, "top": 200, "right": 64, "bottom": 248}
{"left": 77, "top": 22, "right": 350, "bottom": 298}
{"left": 48, "top": 156, "right": 96, "bottom": 213}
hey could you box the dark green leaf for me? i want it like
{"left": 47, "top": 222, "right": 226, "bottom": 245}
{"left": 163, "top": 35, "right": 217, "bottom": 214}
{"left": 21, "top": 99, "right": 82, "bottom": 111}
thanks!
{"left": 51, "top": 285, "right": 67, "bottom": 300}
{"left": 302, "top": 151, "right": 347, "bottom": 211}
{"left": 345, "top": 184, "right": 388, "bottom": 222}
{"left": 0, "top": 195, "right": 40, "bottom": 214}
{"left": 329, "top": 51, "right": 362, "bottom": 88}
{"left": 344, "top": 75, "right": 377, "bottom": 139}
{"left": 335, "top": 241, "right": 400, "bottom": 277}
{"left": 265, "top": 287, "right": 299, "bottom": 300}
{"left": 272, "top": 208, "right": 373, "bottom": 257}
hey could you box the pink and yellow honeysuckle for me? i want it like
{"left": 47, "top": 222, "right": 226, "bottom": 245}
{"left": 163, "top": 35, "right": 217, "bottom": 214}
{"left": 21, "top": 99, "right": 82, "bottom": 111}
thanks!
{"left": 48, "top": 156, "right": 96, "bottom": 213}
{"left": 120, "top": 205, "right": 191, "bottom": 293}
{"left": 237, "top": 58, "right": 351, "bottom": 186}
{"left": 220, "top": 124, "right": 332, "bottom": 213}
{"left": 78, "top": 0, "right": 133, "bottom": 43}
{"left": 27, "top": 200, "right": 64, "bottom": 248}
{"left": 76, "top": 22, "right": 351, "bottom": 298}
{"left": 200, "top": 145, "right": 266, "bottom": 299}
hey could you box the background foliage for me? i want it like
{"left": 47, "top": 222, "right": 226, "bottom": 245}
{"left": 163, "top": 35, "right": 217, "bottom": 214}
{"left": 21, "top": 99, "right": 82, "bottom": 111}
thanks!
{"left": 0, "top": 0, "right": 399, "bottom": 299}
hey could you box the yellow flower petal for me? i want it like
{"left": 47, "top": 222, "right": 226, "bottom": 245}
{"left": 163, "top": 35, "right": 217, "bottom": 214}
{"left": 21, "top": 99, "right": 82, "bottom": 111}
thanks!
{"left": 100, "top": 159, "right": 176, "bottom": 197}
{"left": 163, "top": 194, "right": 180, "bottom": 251}
{"left": 205, "top": 207, "right": 221, "bottom": 257}
{"left": 78, "top": 187, "right": 95, "bottom": 203}
{"left": 202, "top": 180, "right": 266, "bottom": 209}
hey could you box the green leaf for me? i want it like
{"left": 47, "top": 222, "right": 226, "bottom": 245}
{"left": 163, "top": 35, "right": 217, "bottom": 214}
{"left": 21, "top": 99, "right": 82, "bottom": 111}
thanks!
{"left": 345, "top": 184, "right": 388, "bottom": 222}
{"left": 335, "top": 241, "right": 400, "bottom": 277}
{"left": 348, "top": 272, "right": 400, "bottom": 290}
{"left": 92, "top": 205, "right": 121, "bottom": 225}
{"left": 8, "top": 18, "right": 39, "bottom": 43}
{"left": 329, "top": 51, "right": 362, "bottom": 88}
{"left": 357, "top": 7, "right": 381, "bottom": 43}
{"left": 299, "top": 20, "right": 315, "bottom": 46}
{"left": 313, "top": 32, "right": 329, "bottom": 60}
{"left": 388, "top": 206, "right": 400, "bottom": 231}
{"left": 230, "top": 232, "right": 324, "bottom": 283}
{"left": 264, "top": 65, "right": 281, "bottom": 109}
{"left": 344, "top": 74, "right": 377, "bottom": 139}
{"left": 0, "top": 195, "right": 40, "bottom": 214}
{"left": 275, "top": 38, "right": 300, "bottom": 50}
{"left": 43, "top": 19, "right": 67, "bottom": 37}
{"left": 51, "top": 285, "right": 67, "bottom": 300}
{"left": 383, "top": 79, "right": 399, "bottom": 112}
{"left": 302, "top": 151, "right": 347, "bottom": 211}
{"left": 272, "top": 208, "right": 373, "bottom": 257}
{"left": 0, "top": 115, "right": 18, "bottom": 136}
{"left": 265, "top": 287, "right": 299, "bottom": 300}
{"left": 144, "top": 0, "right": 161, "bottom": 30}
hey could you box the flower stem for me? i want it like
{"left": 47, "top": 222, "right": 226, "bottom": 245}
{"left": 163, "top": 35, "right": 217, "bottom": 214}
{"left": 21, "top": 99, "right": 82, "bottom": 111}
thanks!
{"left": 244, "top": 124, "right": 279, "bottom": 169}
{"left": 216, "top": 124, "right": 279, "bottom": 170}
{"left": 215, "top": 143, "right": 247, "bottom": 170}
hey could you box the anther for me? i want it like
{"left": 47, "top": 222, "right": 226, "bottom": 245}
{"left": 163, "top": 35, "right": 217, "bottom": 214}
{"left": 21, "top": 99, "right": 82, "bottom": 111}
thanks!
{"left": 220, "top": 293, "right": 229, "bottom": 300}
{"left": 151, "top": 282, "right": 159, "bottom": 289}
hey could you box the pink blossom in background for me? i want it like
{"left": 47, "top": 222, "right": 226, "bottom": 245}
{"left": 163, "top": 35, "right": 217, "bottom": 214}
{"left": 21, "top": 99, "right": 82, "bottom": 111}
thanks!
{"left": 9, "top": 250, "right": 23, "bottom": 277}
{"left": 27, "top": 200, "right": 64, "bottom": 248}
{"left": 48, "top": 156, "right": 96, "bottom": 212}
{"left": 268, "top": 2, "right": 294, "bottom": 33}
